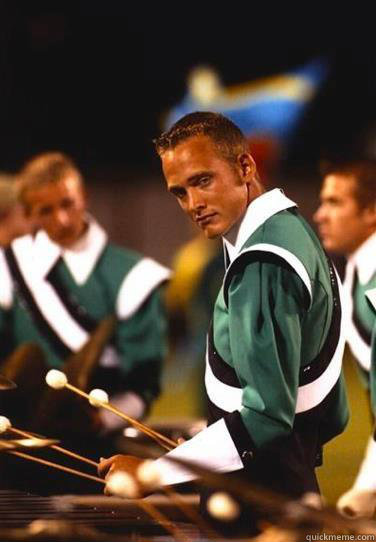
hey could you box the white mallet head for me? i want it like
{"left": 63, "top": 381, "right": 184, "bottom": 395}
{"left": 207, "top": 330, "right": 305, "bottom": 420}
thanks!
{"left": 89, "top": 388, "right": 109, "bottom": 407}
{"left": 0, "top": 416, "right": 11, "bottom": 434}
{"left": 45, "top": 370, "right": 67, "bottom": 390}
{"left": 106, "top": 471, "right": 139, "bottom": 499}
{"left": 137, "top": 460, "right": 161, "bottom": 491}
{"left": 207, "top": 491, "right": 240, "bottom": 521}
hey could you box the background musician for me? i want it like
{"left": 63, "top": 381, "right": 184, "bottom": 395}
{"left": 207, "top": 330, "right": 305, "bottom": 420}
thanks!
{"left": 0, "top": 152, "right": 171, "bottom": 492}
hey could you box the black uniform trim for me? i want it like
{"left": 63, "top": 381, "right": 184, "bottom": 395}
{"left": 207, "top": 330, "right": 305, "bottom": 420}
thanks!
{"left": 352, "top": 308, "right": 372, "bottom": 346}
{"left": 223, "top": 410, "right": 256, "bottom": 466}
{"left": 352, "top": 312, "right": 371, "bottom": 345}
{"left": 207, "top": 325, "right": 241, "bottom": 388}
{"left": 46, "top": 260, "right": 97, "bottom": 333}
{"left": 298, "top": 258, "right": 341, "bottom": 385}
{"left": 4, "top": 247, "right": 71, "bottom": 359}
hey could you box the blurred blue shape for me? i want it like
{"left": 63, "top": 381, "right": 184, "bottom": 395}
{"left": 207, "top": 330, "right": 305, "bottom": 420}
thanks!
{"left": 164, "top": 58, "right": 328, "bottom": 144}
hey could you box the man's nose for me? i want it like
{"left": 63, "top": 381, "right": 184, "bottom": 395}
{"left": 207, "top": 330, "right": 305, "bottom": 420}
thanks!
{"left": 54, "top": 209, "right": 70, "bottom": 226}
{"left": 313, "top": 206, "right": 325, "bottom": 223}
{"left": 187, "top": 188, "right": 205, "bottom": 212}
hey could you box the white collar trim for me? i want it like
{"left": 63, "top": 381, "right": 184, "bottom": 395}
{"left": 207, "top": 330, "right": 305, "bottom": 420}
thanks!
{"left": 35, "top": 216, "right": 108, "bottom": 285}
{"left": 223, "top": 188, "right": 297, "bottom": 264}
{"left": 348, "top": 232, "right": 376, "bottom": 285}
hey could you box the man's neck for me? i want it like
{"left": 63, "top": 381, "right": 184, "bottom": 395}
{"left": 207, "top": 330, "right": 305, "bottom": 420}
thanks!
{"left": 225, "top": 180, "right": 265, "bottom": 245}
{"left": 347, "top": 230, "right": 376, "bottom": 260}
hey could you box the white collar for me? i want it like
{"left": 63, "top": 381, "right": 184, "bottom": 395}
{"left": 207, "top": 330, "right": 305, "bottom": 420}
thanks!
{"left": 347, "top": 231, "right": 376, "bottom": 285}
{"left": 223, "top": 188, "right": 297, "bottom": 265}
{"left": 34, "top": 216, "right": 108, "bottom": 285}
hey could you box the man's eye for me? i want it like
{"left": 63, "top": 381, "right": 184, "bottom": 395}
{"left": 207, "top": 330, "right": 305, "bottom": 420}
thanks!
{"left": 61, "top": 198, "right": 74, "bottom": 209}
{"left": 38, "top": 206, "right": 52, "bottom": 217}
{"left": 173, "top": 189, "right": 186, "bottom": 199}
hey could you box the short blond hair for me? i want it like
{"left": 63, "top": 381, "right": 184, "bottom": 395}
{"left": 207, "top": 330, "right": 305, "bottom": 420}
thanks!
{"left": 18, "top": 152, "right": 83, "bottom": 210}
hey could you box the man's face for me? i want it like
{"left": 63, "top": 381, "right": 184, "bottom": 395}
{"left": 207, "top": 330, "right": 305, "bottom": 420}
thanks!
{"left": 314, "top": 174, "right": 376, "bottom": 255}
{"left": 161, "top": 135, "right": 252, "bottom": 239}
{"left": 25, "top": 175, "right": 87, "bottom": 248}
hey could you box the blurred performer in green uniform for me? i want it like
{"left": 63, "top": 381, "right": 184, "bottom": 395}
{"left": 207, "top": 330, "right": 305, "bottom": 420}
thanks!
{"left": 0, "top": 153, "right": 170, "bottom": 450}
{"left": 314, "top": 160, "right": 376, "bottom": 516}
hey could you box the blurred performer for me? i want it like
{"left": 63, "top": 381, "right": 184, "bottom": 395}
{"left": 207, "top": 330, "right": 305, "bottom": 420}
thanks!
{"left": 99, "top": 113, "right": 348, "bottom": 535}
{"left": 163, "top": 234, "right": 223, "bottom": 418}
{"left": 0, "top": 174, "right": 33, "bottom": 361}
{"left": 0, "top": 173, "right": 32, "bottom": 247}
{"left": 314, "top": 160, "right": 376, "bottom": 516}
{"left": 0, "top": 152, "right": 170, "bottom": 438}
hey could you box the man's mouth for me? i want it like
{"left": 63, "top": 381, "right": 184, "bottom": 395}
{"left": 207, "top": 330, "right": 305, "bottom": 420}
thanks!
{"left": 318, "top": 227, "right": 330, "bottom": 237}
{"left": 58, "top": 230, "right": 72, "bottom": 239}
{"left": 196, "top": 213, "right": 216, "bottom": 226}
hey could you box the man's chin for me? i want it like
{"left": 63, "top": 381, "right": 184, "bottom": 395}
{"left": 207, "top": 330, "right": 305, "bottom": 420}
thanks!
{"left": 322, "top": 239, "right": 343, "bottom": 254}
{"left": 203, "top": 228, "right": 221, "bottom": 239}
{"left": 52, "top": 234, "right": 75, "bottom": 248}
{"left": 319, "top": 236, "right": 332, "bottom": 250}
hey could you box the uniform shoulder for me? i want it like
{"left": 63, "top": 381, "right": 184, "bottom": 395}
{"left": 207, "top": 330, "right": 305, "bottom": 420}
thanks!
{"left": 257, "top": 209, "right": 315, "bottom": 246}
{"left": 100, "top": 242, "right": 143, "bottom": 274}
{"left": 242, "top": 209, "right": 324, "bottom": 267}
{"left": 224, "top": 210, "right": 322, "bottom": 309}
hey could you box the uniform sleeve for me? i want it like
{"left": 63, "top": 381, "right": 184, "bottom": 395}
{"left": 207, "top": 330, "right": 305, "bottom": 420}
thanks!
{"left": 227, "top": 258, "right": 308, "bottom": 450}
{"left": 113, "top": 285, "right": 168, "bottom": 406}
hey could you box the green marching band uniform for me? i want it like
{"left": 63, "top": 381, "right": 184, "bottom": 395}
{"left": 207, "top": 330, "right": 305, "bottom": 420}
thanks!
{"left": 152, "top": 189, "right": 349, "bottom": 531}
{"left": 335, "top": 235, "right": 376, "bottom": 506}
{"left": 342, "top": 233, "right": 376, "bottom": 390}
{"left": 0, "top": 217, "right": 171, "bottom": 426}
{"left": 346, "top": 283, "right": 376, "bottom": 497}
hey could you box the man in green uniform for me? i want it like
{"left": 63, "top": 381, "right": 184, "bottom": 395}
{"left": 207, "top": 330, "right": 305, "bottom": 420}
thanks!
{"left": 0, "top": 152, "right": 170, "bottom": 437}
{"left": 99, "top": 113, "right": 348, "bottom": 533}
{"left": 314, "top": 160, "right": 376, "bottom": 516}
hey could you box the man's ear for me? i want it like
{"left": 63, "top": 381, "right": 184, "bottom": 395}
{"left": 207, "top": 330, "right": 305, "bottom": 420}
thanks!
{"left": 363, "top": 202, "right": 376, "bottom": 228}
{"left": 237, "top": 153, "right": 257, "bottom": 181}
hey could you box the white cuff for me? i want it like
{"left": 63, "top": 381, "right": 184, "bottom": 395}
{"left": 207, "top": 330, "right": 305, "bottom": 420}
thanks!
{"left": 153, "top": 418, "right": 243, "bottom": 486}
{"left": 99, "top": 392, "right": 145, "bottom": 431}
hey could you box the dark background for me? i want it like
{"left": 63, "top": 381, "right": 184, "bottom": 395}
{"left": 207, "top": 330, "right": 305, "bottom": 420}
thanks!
{"left": 1, "top": 3, "right": 375, "bottom": 175}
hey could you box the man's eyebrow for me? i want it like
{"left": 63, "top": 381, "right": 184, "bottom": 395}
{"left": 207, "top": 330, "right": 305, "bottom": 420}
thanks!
{"left": 187, "top": 171, "right": 212, "bottom": 184}
{"left": 168, "top": 184, "right": 184, "bottom": 193}
{"left": 168, "top": 171, "right": 213, "bottom": 193}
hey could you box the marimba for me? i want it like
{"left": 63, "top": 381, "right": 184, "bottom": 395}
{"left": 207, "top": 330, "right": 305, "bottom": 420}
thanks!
{"left": 0, "top": 489, "right": 204, "bottom": 541}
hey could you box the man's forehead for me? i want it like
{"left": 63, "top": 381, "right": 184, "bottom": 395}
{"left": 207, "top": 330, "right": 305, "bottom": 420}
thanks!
{"left": 162, "top": 135, "right": 222, "bottom": 172}
{"left": 322, "top": 174, "right": 358, "bottom": 196}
